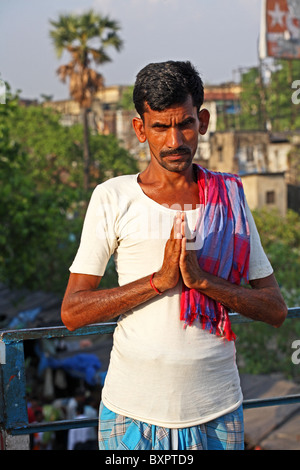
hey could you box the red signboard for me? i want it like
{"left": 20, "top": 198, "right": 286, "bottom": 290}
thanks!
{"left": 260, "top": 0, "right": 300, "bottom": 59}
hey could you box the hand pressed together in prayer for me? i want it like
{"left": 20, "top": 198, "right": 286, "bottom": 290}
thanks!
{"left": 179, "top": 213, "right": 205, "bottom": 290}
{"left": 152, "top": 212, "right": 204, "bottom": 292}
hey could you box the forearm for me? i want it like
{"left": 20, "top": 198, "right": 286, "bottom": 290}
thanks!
{"left": 195, "top": 273, "right": 287, "bottom": 328}
{"left": 62, "top": 216, "right": 183, "bottom": 331}
{"left": 62, "top": 274, "right": 159, "bottom": 331}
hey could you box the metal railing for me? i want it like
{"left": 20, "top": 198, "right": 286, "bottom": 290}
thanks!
{"left": 1, "top": 308, "right": 300, "bottom": 449}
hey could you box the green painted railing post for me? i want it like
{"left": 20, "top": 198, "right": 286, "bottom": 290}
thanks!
{"left": 0, "top": 340, "right": 29, "bottom": 449}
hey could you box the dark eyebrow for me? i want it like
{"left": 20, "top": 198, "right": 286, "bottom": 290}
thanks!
{"left": 151, "top": 121, "right": 170, "bottom": 129}
{"left": 179, "top": 117, "right": 196, "bottom": 126}
{"left": 151, "top": 117, "right": 196, "bottom": 129}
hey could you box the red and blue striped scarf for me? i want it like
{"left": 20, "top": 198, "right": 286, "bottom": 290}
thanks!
{"left": 180, "top": 166, "right": 250, "bottom": 341}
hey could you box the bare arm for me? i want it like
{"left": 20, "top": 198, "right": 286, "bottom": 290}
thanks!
{"left": 61, "top": 272, "right": 159, "bottom": 331}
{"left": 179, "top": 220, "right": 288, "bottom": 328}
{"left": 61, "top": 215, "right": 182, "bottom": 331}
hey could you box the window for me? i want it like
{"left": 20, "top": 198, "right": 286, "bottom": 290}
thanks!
{"left": 217, "top": 145, "right": 223, "bottom": 162}
{"left": 266, "top": 191, "right": 275, "bottom": 204}
{"left": 246, "top": 146, "right": 254, "bottom": 162}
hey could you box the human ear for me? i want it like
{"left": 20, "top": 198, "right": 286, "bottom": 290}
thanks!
{"left": 132, "top": 117, "right": 147, "bottom": 143}
{"left": 198, "top": 109, "right": 210, "bottom": 135}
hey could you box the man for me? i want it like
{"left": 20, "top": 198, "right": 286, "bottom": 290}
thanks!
{"left": 61, "top": 61, "right": 287, "bottom": 450}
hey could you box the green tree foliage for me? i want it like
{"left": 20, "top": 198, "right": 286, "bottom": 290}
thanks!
{"left": 234, "top": 209, "right": 300, "bottom": 380}
{"left": 0, "top": 92, "right": 77, "bottom": 293}
{"left": 49, "top": 10, "right": 123, "bottom": 192}
{"left": 266, "top": 59, "right": 300, "bottom": 132}
{"left": 239, "top": 67, "right": 265, "bottom": 130}
{"left": 253, "top": 208, "right": 300, "bottom": 305}
{"left": 118, "top": 85, "right": 135, "bottom": 111}
{"left": 237, "top": 59, "right": 300, "bottom": 132}
{"left": 0, "top": 88, "right": 137, "bottom": 294}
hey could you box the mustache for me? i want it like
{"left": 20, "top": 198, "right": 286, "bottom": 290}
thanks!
{"left": 160, "top": 146, "right": 192, "bottom": 158}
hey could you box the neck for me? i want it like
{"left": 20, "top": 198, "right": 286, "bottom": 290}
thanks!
{"left": 138, "top": 162, "right": 200, "bottom": 209}
{"left": 140, "top": 160, "right": 197, "bottom": 188}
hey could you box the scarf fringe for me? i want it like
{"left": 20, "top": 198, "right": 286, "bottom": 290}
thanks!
{"left": 180, "top": 291, "right": 236, "bottom": 342}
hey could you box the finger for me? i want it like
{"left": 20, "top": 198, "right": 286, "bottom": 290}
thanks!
{"left": 181, "top": 236, "right": 187, "bottom": 255}
{"left": 171, "top": 212, "right": 182, "bottom": 240}
{"left": 175, "top": 219, "right": 182, "bottom": 239}
{"left": 181, "top": 219, "right": 186, "bottom": 238}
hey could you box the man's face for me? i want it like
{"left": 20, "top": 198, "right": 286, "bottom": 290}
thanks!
{"left": 133, "top": 95, "right": 209, "bottom": 173}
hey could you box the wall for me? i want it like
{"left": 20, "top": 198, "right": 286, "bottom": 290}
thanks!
{"left": 242, "top": 173, "right": 287, "bottom": 217}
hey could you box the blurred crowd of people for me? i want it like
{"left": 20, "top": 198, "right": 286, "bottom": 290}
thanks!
{"left": 27, "top": 387, "right": 99, "bottom": 450}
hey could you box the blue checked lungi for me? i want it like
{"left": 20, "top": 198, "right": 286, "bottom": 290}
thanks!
{"left": 98, "top": 402, "right": 244, "bottom": 450}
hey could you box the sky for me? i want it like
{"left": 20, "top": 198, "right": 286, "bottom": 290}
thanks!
{"left": 0, "top": 0, "right": 263, "bottom": 100}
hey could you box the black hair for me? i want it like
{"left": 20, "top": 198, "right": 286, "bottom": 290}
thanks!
{"left": 133, "top": 61, "right": 204, "bottom": 117}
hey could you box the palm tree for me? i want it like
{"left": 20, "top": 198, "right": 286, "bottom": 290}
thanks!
{"left": 49, "top": 10, "right": 123, "bottom": 192}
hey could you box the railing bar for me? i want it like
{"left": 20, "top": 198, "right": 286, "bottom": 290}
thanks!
{"left": 9, "top": 394, "right": 300, "bottom": 436}
{"left": 0, "top": 322, "right": 117, "bottom": 344}
{"left": 230, "top": 308, "right": 300, "bottom": 324}
{"left": 243, "top": 393, "right": 300, "bottom": 409}
{"left": 11, "top": 418, "right": 99, "bottom": 435}
{"left": 1, "top": 309, "right": 300, "bottom": 343}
